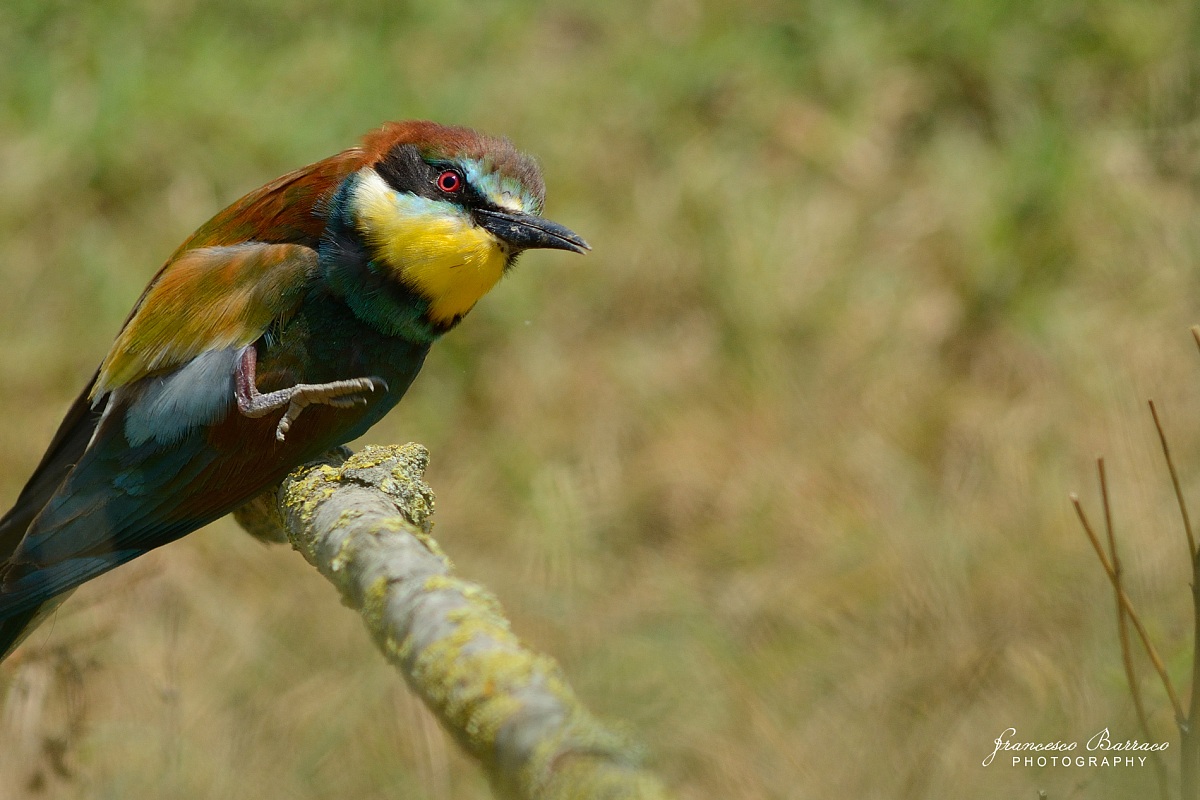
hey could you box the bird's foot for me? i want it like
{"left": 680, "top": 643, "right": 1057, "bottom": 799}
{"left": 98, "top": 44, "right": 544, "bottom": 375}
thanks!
{"left": 235, "top": 347, "right": 387, "bottom": 442}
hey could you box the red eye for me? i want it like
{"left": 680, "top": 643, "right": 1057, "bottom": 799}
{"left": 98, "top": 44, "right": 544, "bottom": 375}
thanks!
{"left": 437, "top": 169, "right": 463, "bottom": 193}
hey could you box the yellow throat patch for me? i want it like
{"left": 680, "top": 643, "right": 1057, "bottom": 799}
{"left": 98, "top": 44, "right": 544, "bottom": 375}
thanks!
{"left": 353, "top": 168, "right": 509, "bottom": 326}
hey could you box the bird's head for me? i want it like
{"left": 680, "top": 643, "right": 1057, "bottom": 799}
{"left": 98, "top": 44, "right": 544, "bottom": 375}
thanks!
{"left": 334, "top": 121, "right": 588, "bottom": 336}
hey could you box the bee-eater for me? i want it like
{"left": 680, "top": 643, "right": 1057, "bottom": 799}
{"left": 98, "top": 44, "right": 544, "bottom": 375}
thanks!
{"left": 0, "top": 121, "right": 588, "bottom": 660}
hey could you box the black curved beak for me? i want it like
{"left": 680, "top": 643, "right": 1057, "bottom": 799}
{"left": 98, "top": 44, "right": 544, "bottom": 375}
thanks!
{"left": 475, "top": 208, "right": 590, "bottom": 254}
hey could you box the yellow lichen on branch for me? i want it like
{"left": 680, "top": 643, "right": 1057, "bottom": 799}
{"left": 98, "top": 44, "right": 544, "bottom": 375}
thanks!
{"left": 233, "top": 444, "right": 670, "bottom": 800}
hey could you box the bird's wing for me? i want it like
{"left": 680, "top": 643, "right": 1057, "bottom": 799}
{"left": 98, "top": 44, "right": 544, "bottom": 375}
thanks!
{"left": 0, "top": 149, "right": 372, "bottom": 639}
{"left": 0, "top": 346, "right": 245, "bottom": 615}
{"left": 0, "top": 375, "right": 103, "bottom": 559}
{"left": 0, "top": 339, "right": 404, "bottom": 618}
{"left": 1, "top": 241, "right": 320, "bottom": 575}
{"left": 92, "top": 242, "right": 319, "bottom": 399}
{"left": 91, "top": 142, "right": 370, "bottom": 397}
{"left": 0, "top": 141, "right": 360, "bottom": 562}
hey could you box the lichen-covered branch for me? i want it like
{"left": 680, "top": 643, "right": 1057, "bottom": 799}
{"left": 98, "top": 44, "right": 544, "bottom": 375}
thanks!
{"left": 233, "top": 444, "right": 670, "bottom": 800}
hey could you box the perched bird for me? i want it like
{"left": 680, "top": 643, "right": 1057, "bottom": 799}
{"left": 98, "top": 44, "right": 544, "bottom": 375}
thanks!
{"left": 0, "top": 121, "right": 588, "bottom": 660}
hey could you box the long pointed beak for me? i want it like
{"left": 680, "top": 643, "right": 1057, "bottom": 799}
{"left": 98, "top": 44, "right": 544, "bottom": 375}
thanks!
{"left": 475, "top": 208, "right": 590, "bottom": 254}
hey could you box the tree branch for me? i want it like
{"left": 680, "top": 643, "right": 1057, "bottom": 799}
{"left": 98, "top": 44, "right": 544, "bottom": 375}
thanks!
{"left": 233, "top": 443, "right": 670, "bottom": 800}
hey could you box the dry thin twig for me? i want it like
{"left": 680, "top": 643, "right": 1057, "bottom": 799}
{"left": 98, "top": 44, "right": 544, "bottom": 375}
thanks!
{"left": 1070, "top": 330, "right": 1200, "bottom": 798}
{"left": 1096, "top": 458, "right": 1171, "bottom": 800}
{"left": 1070, "top": 494, "right": 1185, "bottom": 723}
{"left": 1150, "top": 399, "right": 1197, "bottom": 560}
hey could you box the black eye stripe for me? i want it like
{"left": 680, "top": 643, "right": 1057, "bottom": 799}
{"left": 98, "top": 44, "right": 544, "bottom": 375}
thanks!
{"left": 375, "top": 145, "right": 428, "bottom": 195}
{"left": 377, "top": 146, "right": 494, "bottom": 208}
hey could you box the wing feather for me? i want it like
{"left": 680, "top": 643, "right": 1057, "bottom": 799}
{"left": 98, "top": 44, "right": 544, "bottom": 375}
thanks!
{"left": 93, "top": 243, "right": 319, "bottom": 398}
{"left": 90, "top": 145, "right": 369, "bottom": 398}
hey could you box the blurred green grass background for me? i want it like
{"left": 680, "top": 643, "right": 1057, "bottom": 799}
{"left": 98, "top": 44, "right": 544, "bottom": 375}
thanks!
{"left": 2, "top": 0, "right": 1200, "bottom": 797}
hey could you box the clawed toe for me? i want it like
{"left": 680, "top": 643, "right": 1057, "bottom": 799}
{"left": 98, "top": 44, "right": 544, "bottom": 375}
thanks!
{"left": 270, "top": 377, "right": 388, "bottom": 442}
{"left": 235, "top": 347, "right": 389, "bottom": 442}
{"left": 270, "top": 376, "right": 386, "bottom": 441}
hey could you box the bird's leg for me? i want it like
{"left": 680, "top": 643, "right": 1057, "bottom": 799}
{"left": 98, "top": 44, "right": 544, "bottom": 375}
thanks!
{"left": 234, "top": 346, "right": 388, "bottom": 442}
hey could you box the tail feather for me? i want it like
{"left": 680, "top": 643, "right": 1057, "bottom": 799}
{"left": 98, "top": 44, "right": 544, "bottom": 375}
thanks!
{"left": 0, "top": 378, "right": 103, "bottom": 661}
{"left": 0, "top": 607, "right": 42, "bottom": 660}
{"left": 0, "top": 596, "right": 70, "bottom": 660}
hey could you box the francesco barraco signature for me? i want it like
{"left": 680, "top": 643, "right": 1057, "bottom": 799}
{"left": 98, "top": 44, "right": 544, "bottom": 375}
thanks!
{"left": 983, "top": 727, "right": 1169, "bottom": 768}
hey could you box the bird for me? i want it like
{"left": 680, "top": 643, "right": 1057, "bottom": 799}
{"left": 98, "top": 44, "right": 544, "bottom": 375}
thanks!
{"left": 0, "top": 120, "right": 588, "bottom": 660}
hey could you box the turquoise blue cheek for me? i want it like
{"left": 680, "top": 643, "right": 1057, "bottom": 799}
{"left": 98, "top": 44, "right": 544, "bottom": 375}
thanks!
{"left": 389, "top": 192, "right": 467, "bottom": 219}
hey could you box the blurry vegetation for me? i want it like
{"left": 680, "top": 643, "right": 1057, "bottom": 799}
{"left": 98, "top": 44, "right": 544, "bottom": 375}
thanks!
{"left": 2, "top": 0, "right": 1200, "bottom": 797}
